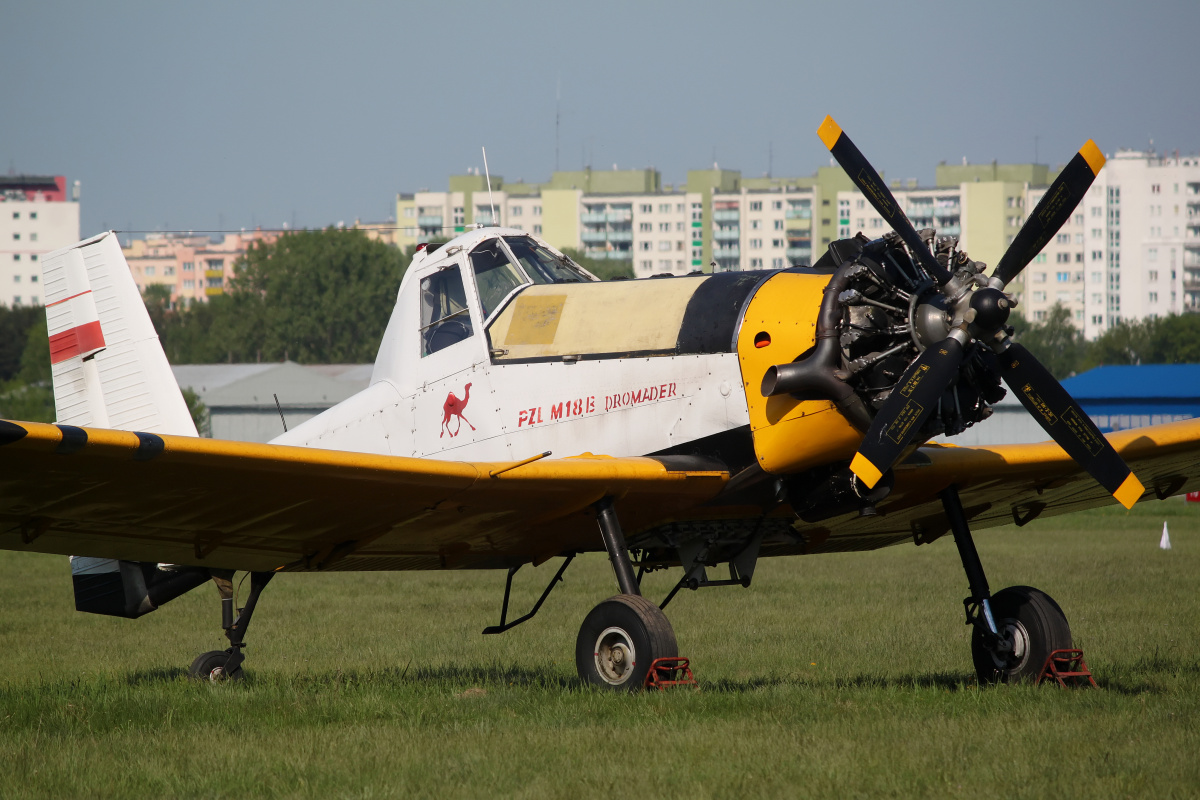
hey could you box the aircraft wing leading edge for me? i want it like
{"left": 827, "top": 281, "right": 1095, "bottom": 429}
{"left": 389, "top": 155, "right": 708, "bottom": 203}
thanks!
{"left": 2, "top": 417, "right": 1199, "bottom": 573}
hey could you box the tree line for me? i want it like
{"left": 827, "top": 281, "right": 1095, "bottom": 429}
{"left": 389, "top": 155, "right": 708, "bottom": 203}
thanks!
{"left": 0, "top": 228, "right": 1190, "bottom": 425}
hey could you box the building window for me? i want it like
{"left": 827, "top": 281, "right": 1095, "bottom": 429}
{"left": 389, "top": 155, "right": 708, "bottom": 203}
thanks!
{"left": 1056, "top": 253, "right": 1070, "bottom": 263}
{"left": 749, "top": 258, "right": 763, "bottom": 268}
{"left": 639, "top": 222, "right": 652, "bottom": 232}
{"left": 1033, "top": 291, "right": 1045, "bottom": 302}
{"left": 658, "top": 203, "right": 671, "bottom": 213}
{"left": 12, "top": 254, "right": 18, "bottom": 261}
{"left": 773, "top": 219, "right": 784, "bottom": 230}
{"left": 29, "top": 212, "right": 36, "bottom": 220}
{"left": 533, "top": 206, "right": 541, "bottom": 216}
{"left": 640, "top": 242, "right": 652, "bottom": 251}
{"left": 12, "top": 275, "right": 20, "bottom": 283}
{"left": 1149, "top": 270, "right": 1158, "bottom": 281}
{"left": 640, "top": 260, "right": 652, "bottom": 270}
{"left": 146, "top": 266, "right": 155, "bottom": 276}
{"left": 749, "top": 239, "right": 762, "bottom": 249}
{"left": 12, "top": 233, "right": 19, "bottom": 240}
{"left": 1150, "top": 292, "right": 1159, "bottom": 303}
{"left": 10, "top": 212, "right": 17, "bottom": 220}
{"left": 1056, "top": 271, "right": 1069, "bottom": 282}
{"left": 750, "top": 201, "right": 762, "bottom": 211}
{"left": 1091, "top": 251, "right": 1103, "bottom": 261}
{"left": 165, "top": 266, "right": 175, "bottom": 276}
{"left": 533, "top": 224, "right": 542, "bottom": 234}
{"left": 183, "top": 262, "right": 194, "bottom": 271}
{"left": 659, "top": 222, "right": 670, "bottom": 232}
{"left": 1034, "top": 272, "right": 1046, "bottom": 283}
{"left": 639, "top": 204, "right": 652, "bottom": 213}
{"left": 772, "top": 258, "right": 784, "bottom": 268}
{"left": 29, "top": 254, "right": 36, "bottom": 262}
{"left": 1034, "top": 253, "right": 1047, "bottom": 263}
{"left": 657, "top": 241, "right": 671, "bottom": 252}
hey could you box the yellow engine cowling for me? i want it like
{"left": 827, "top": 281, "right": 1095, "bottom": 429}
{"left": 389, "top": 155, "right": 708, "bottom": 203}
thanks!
{"left": 735, "top": 271, "right": 864, "bottom": 474}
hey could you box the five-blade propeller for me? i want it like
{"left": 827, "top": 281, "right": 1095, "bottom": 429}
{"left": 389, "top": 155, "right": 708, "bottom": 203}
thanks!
{"left": 815, "top": 116, "right": 1144, "bottom": 509}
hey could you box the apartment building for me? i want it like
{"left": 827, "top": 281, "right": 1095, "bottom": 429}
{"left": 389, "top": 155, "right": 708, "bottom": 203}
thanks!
{"left": 0, "top": 175, "right": 80, "bottom": 307}
{"left": 122, "top": 229, "right": 280, "bottom": 303}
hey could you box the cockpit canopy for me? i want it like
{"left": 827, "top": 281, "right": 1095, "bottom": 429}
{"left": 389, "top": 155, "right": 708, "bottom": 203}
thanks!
{"left": 417, "top": 233, "right": 596, "bottom": 358}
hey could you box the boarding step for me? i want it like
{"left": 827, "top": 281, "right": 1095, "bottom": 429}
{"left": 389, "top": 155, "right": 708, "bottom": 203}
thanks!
{"left": 645, "top": 656, "right": 698, "bottom": 691}
{"left": 1035, "top": 648, "right": 1097, "bottom": 688}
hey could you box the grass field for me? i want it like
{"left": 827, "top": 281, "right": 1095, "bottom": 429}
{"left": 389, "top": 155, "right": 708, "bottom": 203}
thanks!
{"left": 2, "top": 501, "right": 1198, "bottom": 798}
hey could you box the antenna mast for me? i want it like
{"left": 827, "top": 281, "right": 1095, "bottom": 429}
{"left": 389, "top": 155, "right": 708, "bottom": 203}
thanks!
{"left": 555, "top": 79, "right": 561, "bottom": 173}
{"left": 482, "top": 146, "right": 497, "bottom": 226}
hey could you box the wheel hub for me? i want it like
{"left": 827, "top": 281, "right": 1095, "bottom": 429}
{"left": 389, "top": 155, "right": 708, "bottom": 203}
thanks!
{"left": 989, "top": 618, "right": 1029, "bottom": 670}
{"left": 594, "top": 626, "right": 636, "bottom": 685}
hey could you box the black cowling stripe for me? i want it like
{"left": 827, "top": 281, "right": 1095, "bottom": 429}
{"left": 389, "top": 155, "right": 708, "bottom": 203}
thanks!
{"left": 0, "top": 420, "right": 28, "bottom": 445}
{"left": 676, "top": 271, "right": 772, "bottom": 355}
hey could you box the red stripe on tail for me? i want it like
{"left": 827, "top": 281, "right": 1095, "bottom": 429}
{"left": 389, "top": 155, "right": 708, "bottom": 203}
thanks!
{"left": 49, "top": 320, "right": 106, "bottom": 364}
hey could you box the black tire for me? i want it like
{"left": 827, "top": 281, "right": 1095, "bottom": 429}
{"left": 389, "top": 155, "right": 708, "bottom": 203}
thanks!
{"left": 971, "top": 586, "right": 1072, "bottom": 685}
{"left": 575, "top": 595, "right": 678, "bottom": 691}
{"left": 189, "top": 649, "right": 243, "bottom": 682}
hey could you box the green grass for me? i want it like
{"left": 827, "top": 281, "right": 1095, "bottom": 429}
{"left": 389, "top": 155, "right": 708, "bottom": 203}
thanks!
{"left": 2, "top": 501, "right": 1199, "bottom": 798}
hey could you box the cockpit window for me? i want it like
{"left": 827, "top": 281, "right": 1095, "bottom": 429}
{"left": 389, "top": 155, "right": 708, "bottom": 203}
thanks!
{"left": 470, "top": 240, "right": 527, "bottom": 319}
{"left": 504, "top": 236, "right": 591, "bottom": 284}
{"left": 419, "top": 267, "right": 474, "bottom": 356}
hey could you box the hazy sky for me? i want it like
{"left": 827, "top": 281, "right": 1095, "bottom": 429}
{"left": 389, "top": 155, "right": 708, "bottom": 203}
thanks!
{"left": 4, "top": 1, "right": 1198, "bottom": 239}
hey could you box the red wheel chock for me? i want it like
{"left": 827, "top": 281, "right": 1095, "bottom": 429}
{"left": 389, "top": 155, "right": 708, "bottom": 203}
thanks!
{"left": 1035, "top": 648, "right": 1097, "bottom": 688}
{"left": 645, "top": 657, "right": 698, "bottom": 691}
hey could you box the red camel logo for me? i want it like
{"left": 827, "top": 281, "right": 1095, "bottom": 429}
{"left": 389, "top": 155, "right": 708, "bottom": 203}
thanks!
{"left": 440, "top": 382, "right": 476, "bottom": 438}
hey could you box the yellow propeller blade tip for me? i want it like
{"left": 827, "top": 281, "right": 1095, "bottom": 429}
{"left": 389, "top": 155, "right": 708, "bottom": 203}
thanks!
{"left": 1113, "top": 472, "right": 1144, "bottom": 510}
{"left": 818, "top": 116, "right": 843, "bottom": 151}
{"left": 1080, "top": 139, "right": 1106, "bottom": 176}
{"left": 849, "top": 452, "right": 883, "bottom": 490}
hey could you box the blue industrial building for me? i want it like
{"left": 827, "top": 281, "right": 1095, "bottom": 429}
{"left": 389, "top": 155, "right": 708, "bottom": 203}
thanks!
{"left": 1060, "top": 365, "right": 1200, "bottom": 434}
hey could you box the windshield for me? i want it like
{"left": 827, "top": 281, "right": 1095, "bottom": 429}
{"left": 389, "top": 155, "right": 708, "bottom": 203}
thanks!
{"left": 504, "top": 237, "right": 591, "bottom": 284}
{"left": 469, "top": 239, "right": 527, "bottom": 319}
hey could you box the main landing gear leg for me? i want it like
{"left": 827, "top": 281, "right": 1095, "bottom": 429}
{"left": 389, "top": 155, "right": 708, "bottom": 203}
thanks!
{"left": 575, "top": 497, "right": 678, "bottom": 690}
{"left": 940, "top": 485, "right": 1073, "bottom": 684}
{"left": 189, "top": 570, "right": 276, "bottom": 682}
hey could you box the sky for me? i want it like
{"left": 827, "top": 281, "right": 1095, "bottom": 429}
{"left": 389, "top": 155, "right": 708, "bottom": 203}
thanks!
{"left": 3, "top": 0, "right": 1198, "bottom": 239}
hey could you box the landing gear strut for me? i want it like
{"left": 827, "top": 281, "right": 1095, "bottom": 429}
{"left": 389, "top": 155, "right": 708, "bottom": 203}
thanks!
{"left": 189, "top": 570, "right": 275, "bottom": 682}
{"left": 575, "top": 498, "right": 678, "bottom": 690}
{"left": 941, "top": 485, "right": 1072, "bottom": 683}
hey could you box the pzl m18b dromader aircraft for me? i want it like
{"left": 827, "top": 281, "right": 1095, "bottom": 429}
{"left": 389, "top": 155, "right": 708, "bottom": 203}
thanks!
{"left": 3, "top": 118, "right": 1199, "bottom": 690}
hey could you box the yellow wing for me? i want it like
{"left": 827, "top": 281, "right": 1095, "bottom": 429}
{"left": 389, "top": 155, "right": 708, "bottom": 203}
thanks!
{"left": 785, "top": 419, "right": 1200, "bottom": 556}
{"left": 0, "top": 420, "right": 728, "bottom": 572}
{"left": 3, "top": 417, "right": 1199, "bottom": 573}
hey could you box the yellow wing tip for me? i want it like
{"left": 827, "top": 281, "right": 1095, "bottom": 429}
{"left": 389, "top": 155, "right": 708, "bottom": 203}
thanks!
{"left": 1113, "top": 472, "right": 1144, "bottom": 510}
{"left": 818, "top": 115, "right": 843, "bottom": 151}
{"left": 1080, "top": 139, "right": 1106, "bottom": 176}
{"left": 849, "top": 452, "right": 883, "bottom": 489}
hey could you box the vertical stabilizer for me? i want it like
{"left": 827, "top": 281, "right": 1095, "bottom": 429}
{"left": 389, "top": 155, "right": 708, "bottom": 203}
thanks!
{"left": 41, "top": 231, "right": 197, "bottom": 436}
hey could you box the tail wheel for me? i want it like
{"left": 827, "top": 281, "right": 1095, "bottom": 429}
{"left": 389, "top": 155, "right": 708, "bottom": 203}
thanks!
{"left": 575, "top": 595, "right": 677, "bottom": 691}
{"left": 189, "top": 649, "right": 243, "bottom": 682}
{"left": 972, "top": 586, "right": 1072, "bottom": 684}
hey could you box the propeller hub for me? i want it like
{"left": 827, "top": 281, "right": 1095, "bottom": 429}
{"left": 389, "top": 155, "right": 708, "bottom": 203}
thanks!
{"left": 969, "top": 287, "right": 1010, "bottom": 332}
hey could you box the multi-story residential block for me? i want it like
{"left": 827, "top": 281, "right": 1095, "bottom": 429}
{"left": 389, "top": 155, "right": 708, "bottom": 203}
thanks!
{"left": 122, "top": 230, "right": 280, "bottom": 303}
{"left": 0, "top": 175, "right": 80, "bottom": 307}
{"left": 398, "top": 150, "right": 1200, "bottom": 332}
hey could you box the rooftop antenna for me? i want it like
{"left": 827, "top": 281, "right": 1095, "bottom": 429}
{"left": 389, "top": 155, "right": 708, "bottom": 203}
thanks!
{"left": 482, "top": 146, "right": 496, "bottom": 225}
{"left": 768, "top": 141, "right": 773, "bottom": 178}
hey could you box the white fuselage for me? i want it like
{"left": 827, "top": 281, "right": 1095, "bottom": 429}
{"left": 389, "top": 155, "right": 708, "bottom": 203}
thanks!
{"left": 272, "top": 229, "right": 751, "bottom": 461}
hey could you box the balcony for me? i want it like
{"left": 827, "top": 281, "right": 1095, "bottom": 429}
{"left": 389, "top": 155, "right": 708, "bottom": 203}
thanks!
{"left": 713, "top": 210, "right": 740, "bottom": 222}
{"left": 417, "top": 215, "right": 443, "bottom": 227}
{"left": 581, "top": 231, "right": 609, "bottom": 243}
{"left": 606, "top": 210, "right": 633, "bottom": 223}
{"left": 713, "top": 245, "right": 740, "bottom": 259}
{"left": 607, "top": 231, "right": 632, "bottom": 243}
{"left": 608, "top": 250, "right": 631, "bottom": 260}
{"left": 712, "top": 227, "right": 740, "bottom": 241}
{"left": 581, "top": 211, "right": 607, "bottom": 223}
{"left": 938, "top": 225, "right": 962, "bottom": 236}
{"left": 786, "top": 208, "right": 812, "bottom": 219}
{"left": 786, "top": 247, "right": 812, "bottom": 262}
{"left": 475, "top": 212, "right": 497, "bottom": 225}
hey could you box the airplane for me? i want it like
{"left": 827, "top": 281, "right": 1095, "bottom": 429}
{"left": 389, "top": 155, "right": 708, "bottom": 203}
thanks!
{"left": 2, "top": 116, "right": 1198, "bottom": 691}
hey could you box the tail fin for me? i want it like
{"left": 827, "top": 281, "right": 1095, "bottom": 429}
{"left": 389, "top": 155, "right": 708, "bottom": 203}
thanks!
{"left": 41, "top": 231, "right": 196, "bottom": 435}
{"left": 41, "top": 232, "right": 207, "bottom": 615}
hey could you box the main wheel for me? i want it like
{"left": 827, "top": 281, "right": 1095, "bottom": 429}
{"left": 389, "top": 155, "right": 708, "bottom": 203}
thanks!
{"left": 575, "top": 595, "right": 678, "bottom": 691}
{"left": 189, "top": 649, "right": 243, "bottom": 682}
{"left": 971, "top": 586, "right": 1072, "bottom": 684}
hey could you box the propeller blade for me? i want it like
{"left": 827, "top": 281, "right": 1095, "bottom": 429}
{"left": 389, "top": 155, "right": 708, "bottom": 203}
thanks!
{"left": 818, "top": 115, "right": 952, "bottom": 285}
{"left": 849, "top": 337, "right": 965, "bottom": 489}
{"left": 991, "top": 140, "right": 1105, "bottom": 287}
{"left": 999, "top": 343, "right": 1144, "bottom": 509}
